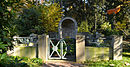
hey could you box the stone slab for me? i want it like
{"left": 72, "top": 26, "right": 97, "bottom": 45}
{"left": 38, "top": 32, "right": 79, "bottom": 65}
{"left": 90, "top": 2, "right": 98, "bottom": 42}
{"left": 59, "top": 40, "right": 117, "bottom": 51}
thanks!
{"left": 76, "top": 35, "right": 85, "bottom": 62}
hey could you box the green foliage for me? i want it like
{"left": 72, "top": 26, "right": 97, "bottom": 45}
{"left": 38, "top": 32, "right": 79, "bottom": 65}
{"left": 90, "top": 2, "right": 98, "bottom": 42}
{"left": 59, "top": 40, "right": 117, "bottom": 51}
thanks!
{"left": 62, "top": 0, "right": 85, "bottom": 23}
{"left": 84, "top": 55, "right": 130, "bottom": 67}
{"left": 100, "top": 22, "right": 112, "bottom": 36}
{"left": 0, "top": 42, "right": 8, "bottom": 53}
{"left": 62, "top": 0, "right": 129, "bottom": 36}
{"left": 16, "top": 5, "right": 42, "bottom": 36}
{"left": 78, "top": 20, "right": 91, "bottom": 32}
{"left": 0, "top": 53, "right": 8, "bottom": 60}
{"left": 0, "top": 55, "right": 28, "bottom": 67}
{"left": 0, "top": 0, "right": 30, "bottom": 36}
{"left": 40, "top": 3, "right": 63, "bottom": 33}
{"left": 0, "top": 54, "right": 43, "bottom": 67}
{"left": 62, "top": 0, "right": 107, "bottom": 33}
{"left": 0, "top": 0, "right": 33, "bottom": 49}
{"left": 15, "top": 2, "right": 63, "bottom": 36}
{"left": 101, "top": 22, "right": 111, "bottom": 30}
{"left": 0, "top": 1, "right": 63, "bottom": 52}
{"left": 0, "top": 42, "right": 8, "bottom": 49}
{"left": 87, "top": 0, "right": 106, "bottom": 32}
{"left": 64, "top": 38, "right": 75, "bottom": 55}
{"left": 100, "top": 22, "right": 124, "bottom": 36}
{"left": 31, "top": 58, "right": 43, "bottom": 65}
{"left": 105, "top": 0, "right": 130, "bottom": 36}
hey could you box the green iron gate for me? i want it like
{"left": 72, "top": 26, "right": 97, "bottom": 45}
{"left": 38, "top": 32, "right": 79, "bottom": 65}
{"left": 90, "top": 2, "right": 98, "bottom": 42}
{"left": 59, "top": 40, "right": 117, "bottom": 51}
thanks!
{"left": 48, "top": 38, "right": 75, "bottom": 60}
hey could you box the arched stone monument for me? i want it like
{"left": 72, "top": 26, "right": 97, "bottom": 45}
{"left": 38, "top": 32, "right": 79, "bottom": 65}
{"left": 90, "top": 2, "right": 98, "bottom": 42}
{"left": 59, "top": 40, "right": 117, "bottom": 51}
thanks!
{"left": 58, "top": 17, "right": 78, "bottom": 39}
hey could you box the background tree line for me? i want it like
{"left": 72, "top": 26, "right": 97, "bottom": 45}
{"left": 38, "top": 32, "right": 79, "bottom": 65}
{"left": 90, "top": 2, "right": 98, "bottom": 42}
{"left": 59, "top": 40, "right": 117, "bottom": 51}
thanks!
{"left": 0, "top": 0, "right": 129, "bottom": 49}
{"left": 61, "top": 0, "right": 129, "bottom": 36}
{"left": 0, "top": 0, "right": 63, "bottom": 50}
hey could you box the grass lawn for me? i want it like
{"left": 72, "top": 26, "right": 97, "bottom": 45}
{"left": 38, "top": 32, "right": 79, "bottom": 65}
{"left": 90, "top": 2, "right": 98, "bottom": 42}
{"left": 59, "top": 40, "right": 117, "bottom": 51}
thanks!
{"left": 84, "top": 53, "right": 130, "bottom": 67}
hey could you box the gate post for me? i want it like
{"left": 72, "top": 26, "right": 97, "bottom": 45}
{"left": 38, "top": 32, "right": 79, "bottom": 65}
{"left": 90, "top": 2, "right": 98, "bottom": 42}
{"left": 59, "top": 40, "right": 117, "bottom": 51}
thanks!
{"left": 109, "top": 35, "right": 123, "bottom": 60}
{"left": 38, "top": 34, "right": 49, "bottom": 61}
{"left": 76, "top": 34, "right": 86, "bottom": 62}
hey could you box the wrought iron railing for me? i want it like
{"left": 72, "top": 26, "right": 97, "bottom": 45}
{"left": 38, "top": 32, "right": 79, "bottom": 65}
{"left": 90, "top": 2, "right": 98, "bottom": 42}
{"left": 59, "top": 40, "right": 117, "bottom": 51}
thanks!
{"left": 13, "top": 36, "right": 38, "bottom": 46}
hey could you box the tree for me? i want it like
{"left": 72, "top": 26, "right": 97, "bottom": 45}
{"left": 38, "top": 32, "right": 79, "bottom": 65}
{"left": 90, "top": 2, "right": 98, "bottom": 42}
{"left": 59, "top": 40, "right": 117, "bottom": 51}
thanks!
{"left": 15, "top": 2, "right": 63, "bottom": 35}
{"left": 60, "top": 0, "right": 107, "bottom": 33}
{"left": 105, "top": 0, "right": 130, "bottom": 35}
{"left": 15, "top": 2, "right": 42, "bottom": 36}
{"left": 0, "top": 0, "right": 25, "bottom": 44}
{"left": 40, "top": 3, "right": 63, "bottom": 33}
{"left": 86, "top": 0, "right": 106, "bottom": 33}
{"left": 61, "top": 0, "right": 129, "bottom": 36}
{"left": 0, "top": 0, "right": 31, "bottom": 49}
{"left": 61, "top": 0, "right": 85, "bottom": 24}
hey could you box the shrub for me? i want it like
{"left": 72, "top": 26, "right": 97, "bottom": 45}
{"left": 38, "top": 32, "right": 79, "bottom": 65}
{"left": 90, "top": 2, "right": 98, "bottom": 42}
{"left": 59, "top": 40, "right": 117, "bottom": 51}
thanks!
{"left": 31, "top": 58, "right": 43, "bottom": 65}
{"left": 78, "top": 20, "right": 91, "bottom": 32}
{"left": 0, "top": 54, "right": 43, "bottom": 67}
{"left": 0, "top": 42, "right": 8, "bottom": 53}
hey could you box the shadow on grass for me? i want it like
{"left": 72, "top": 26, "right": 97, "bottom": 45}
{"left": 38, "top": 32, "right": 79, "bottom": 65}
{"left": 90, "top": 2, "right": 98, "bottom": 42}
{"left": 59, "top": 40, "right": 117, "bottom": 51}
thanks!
{"left": 123, "top": 47, "right": 130, "bottom": 58}
{"left": 123, "top": 54, "right": 130, "bottom": 58}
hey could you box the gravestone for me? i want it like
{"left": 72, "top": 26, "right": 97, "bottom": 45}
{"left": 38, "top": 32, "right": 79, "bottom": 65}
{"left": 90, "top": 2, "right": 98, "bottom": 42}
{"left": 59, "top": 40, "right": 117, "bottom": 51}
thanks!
{"left": 58, "top": 17, "right": 78, "bottom": 39}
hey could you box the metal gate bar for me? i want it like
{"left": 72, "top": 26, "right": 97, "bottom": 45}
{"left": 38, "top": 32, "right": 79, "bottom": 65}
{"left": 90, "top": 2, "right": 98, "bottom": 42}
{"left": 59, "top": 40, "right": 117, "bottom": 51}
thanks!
{"left": 48, "top": 38, "right": 67, "bottom": 59}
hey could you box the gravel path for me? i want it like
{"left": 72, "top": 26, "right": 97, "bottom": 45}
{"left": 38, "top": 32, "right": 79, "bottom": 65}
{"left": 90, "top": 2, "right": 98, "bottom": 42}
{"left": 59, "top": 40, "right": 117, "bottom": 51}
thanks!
{"left": 42, "top": 60, "right": 84, "bottom": 67}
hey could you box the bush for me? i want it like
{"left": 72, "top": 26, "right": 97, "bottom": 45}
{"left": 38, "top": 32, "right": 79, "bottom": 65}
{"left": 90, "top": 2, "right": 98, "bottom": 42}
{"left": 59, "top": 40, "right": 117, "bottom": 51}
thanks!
{"left": 78, "top": 20, "right": 91, "bottom": 32}
{"left": 0, "top": 54, "right": 43, "bottom": 67}
{"left": 0, "top": 42, "right": 8, "bottom": 53}
{"left": 31, "top": 58, "right": 43, "bottom": 65}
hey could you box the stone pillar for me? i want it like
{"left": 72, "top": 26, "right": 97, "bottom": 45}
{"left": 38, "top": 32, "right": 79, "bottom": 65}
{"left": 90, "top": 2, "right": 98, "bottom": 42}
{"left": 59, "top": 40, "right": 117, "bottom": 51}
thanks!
{"left": 109, "top": 35, "right": 123, "bottom": 60}
{"left": 38, "top": 34, "right": 49, "bottom": 61}
{"left": 76, "top": 35, "right": 86, "bottom": 62}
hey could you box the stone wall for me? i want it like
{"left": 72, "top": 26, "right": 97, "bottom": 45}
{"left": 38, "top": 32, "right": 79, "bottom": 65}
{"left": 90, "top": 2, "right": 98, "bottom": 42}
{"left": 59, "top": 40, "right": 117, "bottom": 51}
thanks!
{"left": 85, "top": 47, "right": 109, "bottom": 61}
{"left": 109, "top": 35, "right": 123, "bottom": 60}
{"left": 7, "top": 34, "right": 49, "bottom": 61}
{"left": 78, "top": 32, "right": 91, "bottom": 46}
{"left": 59, "top": 17, "right": 78, "bottom": 39}
{"left": 7, "top": 46, "right": 37, "bottom": 58}
{"left": 7, "top": 34, "right": 122, "bottom": 62}
{"left": 76, "top": 34, "right": 122, "bottom": 62}
{"left": 76, "top": 35, "right": 85, "bottom": 62}
{"left": 38, "top": 34, "right": 49, "bottom": 61}
{"left": 62, "top": 20, "right": 76, "bottom": 38}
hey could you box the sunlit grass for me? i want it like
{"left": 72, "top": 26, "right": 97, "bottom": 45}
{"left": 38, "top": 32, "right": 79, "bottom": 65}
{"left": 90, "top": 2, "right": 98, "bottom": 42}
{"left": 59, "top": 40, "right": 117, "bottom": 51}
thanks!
{"left": 84, "top": 52, "right": 130, "bottom": 67}
{"left": 0, "top": 55, "right": 43, "bottom": 67}
{"left": 123, "top": 52, "right": 130, "bottom": 55}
